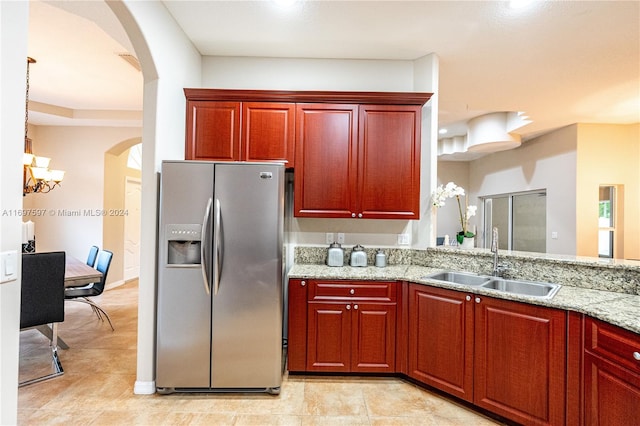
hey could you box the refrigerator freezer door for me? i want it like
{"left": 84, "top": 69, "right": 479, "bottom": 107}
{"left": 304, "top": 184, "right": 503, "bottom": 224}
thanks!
{"left": 156, "top": 161, "right": 214, "bottom": 389}
{"left": 211, "top": 163, "right": 284, "bottom": 389}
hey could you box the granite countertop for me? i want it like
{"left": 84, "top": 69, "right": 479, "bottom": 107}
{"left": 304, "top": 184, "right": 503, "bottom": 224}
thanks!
{"left": 289, "top": 264, "right": 640, "bottom": 335}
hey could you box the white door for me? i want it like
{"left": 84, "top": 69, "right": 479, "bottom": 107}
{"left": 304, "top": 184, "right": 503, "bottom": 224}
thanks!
{"left": 123, "top": 177, "right": 141, "bottom": 281}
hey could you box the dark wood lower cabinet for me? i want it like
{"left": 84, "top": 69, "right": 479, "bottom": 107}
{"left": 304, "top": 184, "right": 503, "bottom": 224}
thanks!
{"left": 306, "top": 301, "right": 397, "bottom": 373}
{"left": 307, "top": 301, "right": 351, "bottom": 372}
{"left": 584, "top": 352, "right": 640, "bottom": 425}
{"left": 288, "top": 279, "right": 640, "bottom": 426}
{"left": 408, "top": 284, "right": 566, "bottom": 426}
{"left": 474, "top": 296, "right": 567, "bottom": 426}
{"left": 408, "top": 285, "right": 474, "bottom": 401}
{"left": 583, "top": 317, "right": 640, "bottom": 426}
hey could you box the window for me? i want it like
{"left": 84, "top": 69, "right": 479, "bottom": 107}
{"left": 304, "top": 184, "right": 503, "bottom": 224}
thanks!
{"left": 127, "top": 143, "right": 142, "bottom": 170}
{"left": 482, "top": 190, "right": 547, "bottom": 253}
{"left": 598, "top": 186, "right": 616, "bottom": 258}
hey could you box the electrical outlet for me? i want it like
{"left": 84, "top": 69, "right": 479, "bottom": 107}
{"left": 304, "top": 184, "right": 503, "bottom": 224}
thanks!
{"left": 397, "top": 234, "right": 411, "bottom": 245}
{"left": 551, "top": 231, "right": 558, "bottom": 239}
{"left": 325, "top": 233, "right": 334, "bottom": 244}
{"left": 337, "top": 233, "right": 345, "bottom": 244}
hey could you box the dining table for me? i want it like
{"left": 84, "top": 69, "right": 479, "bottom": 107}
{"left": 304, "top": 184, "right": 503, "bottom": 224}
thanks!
{"left": 64, "top": 256, "right": 102, "bottom": 288}
{"left": 35, "top": 255, "right": 102, "bottom": 349}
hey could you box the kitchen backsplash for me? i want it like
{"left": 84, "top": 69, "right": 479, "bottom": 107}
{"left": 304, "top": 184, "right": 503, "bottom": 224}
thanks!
{"left": 293, "top": 246, "right": 640, "bottom": 296}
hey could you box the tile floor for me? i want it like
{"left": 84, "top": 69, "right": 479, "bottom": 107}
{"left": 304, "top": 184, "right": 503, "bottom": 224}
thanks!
{"left": 18, "top": 280, "right": 503, "bottom": 425}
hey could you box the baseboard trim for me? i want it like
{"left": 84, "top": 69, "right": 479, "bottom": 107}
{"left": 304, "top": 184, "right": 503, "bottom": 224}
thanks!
{"left": 105, "top": 279, "right": 128, "bottom": 291}
{"left": 134, "top": 380, "right": 156, "bottom": 395}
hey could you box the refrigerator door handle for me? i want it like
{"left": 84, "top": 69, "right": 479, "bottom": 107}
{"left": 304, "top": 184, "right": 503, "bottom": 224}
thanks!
{"left": 213, "top": 198, "right": 222, "bottom": 295}
{"left": 201, "top": 197, "right": 213, "bottom": 295}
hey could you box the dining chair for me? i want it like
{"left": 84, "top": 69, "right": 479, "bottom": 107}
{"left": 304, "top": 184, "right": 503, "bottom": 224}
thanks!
{"left": 86, "top": 245, "right": 99, "bottom": 267}
{"left": 65, "top": 249, "right": 114, "bottom": 331}
{"left": 20, "top": 251, "right": 66, "bottom": 387}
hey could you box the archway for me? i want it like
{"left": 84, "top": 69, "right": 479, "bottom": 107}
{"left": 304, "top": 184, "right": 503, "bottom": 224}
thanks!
{"left": 104, "top": 137, "right": 142, "bottom": 288}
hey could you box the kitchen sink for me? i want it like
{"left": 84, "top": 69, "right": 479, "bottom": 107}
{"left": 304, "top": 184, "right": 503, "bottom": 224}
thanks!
{"left": 424, "top": 271, "right": 491, "bottom": 286}
{"left": 480, "top": 278, "right": 561, "bottom": 299}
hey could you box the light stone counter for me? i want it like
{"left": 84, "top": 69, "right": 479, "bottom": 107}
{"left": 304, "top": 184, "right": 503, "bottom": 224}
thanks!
{"left": 289, "top": 263, "right": 640, "bottom": 335}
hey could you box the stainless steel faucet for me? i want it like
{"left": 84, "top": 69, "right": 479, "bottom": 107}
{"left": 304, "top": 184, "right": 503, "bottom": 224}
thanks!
{"left": 491, "top": 227, "right": 500, "bottom": 276}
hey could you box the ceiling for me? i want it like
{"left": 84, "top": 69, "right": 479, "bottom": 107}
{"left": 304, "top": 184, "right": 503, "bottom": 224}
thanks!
{"left": 27, "top": 0, "right": 639, "bottom": 159}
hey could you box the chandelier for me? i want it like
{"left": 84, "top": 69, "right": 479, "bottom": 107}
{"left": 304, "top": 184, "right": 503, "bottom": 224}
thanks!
{"left": 23, "top": 57, "right": 64, "bottom": 195}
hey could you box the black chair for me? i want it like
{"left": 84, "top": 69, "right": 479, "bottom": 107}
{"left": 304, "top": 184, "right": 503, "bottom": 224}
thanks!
{"left": 86, "top": 245, "right": 99, "bottom": 267}
{"left": 65, "top": 250, "right": 114, "bottom": 331}
{"left": 20, "top": 251, "right": 66, "bottom": 387}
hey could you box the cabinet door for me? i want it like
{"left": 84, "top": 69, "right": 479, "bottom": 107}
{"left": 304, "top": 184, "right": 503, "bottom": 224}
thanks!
{"left": 294, "top": 104, "right": 358, "bottom": 218}
{"left": 474, "top": 296, "right": 566, "bottom": 426}
{"left": 358, "top": 105, "right": 421, "bottom": 219}
{"left": 287, "top": 279, "right": 308, "bottom": 372}
{"left": 185, "top": 101, "right": 240, "bottom": 161}
{"left": 242, "top": 102, "right": 295, "bottom": 166}
{"left": 584, "top": 352, "right": 640, "bottom": 426}
{"left": 307, "top": 301, "right": 351, "bottom": 371}
{"left": 408, "top": 285, "right": 473, "bottom": 401}
{"left": 351, "top": 302, "right": 396, "bottom": 373}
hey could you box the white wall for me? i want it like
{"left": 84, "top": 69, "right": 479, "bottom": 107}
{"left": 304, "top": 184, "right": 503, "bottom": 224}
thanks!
{"left": 110, "top": 0, "right": 202, "bottom": 394}
{"left": 469, "top": 125, "right": 578, "bottom": 254}
{"left": 0, "top": 2, "right": 28, "bottom": 423}
{"left": 22, "top": 126, "right": 141, "bottom": 263}
{"left": 435, "top": 161, "right": 472, "bottom": 242}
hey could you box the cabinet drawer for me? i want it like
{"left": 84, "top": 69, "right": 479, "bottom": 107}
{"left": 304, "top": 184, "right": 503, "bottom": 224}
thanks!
{"left": 585, "top": 317, "right": 640, "bottom": 374}
{"left": 309, "top": 280, "right": 396, "bottom": 302}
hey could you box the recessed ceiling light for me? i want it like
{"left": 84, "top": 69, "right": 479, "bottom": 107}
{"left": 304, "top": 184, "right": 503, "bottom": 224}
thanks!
{"left": 272, "top": 0, "right": 297, "bottom": 8}
{"left": 509, "top": 0, "right": 535, "bottom": 9}
{"left": 439, "top": 128, "right": 448, "bottom": 135}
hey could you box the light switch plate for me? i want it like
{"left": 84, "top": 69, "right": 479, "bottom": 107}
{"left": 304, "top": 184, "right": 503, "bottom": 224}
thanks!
{"left": 337, "top": 233, "right": 345, "bottom": 244}
{"left": 325, "top": 233, "right": 334, "bottom": 244}
{"left": 397, "top": 234, "right": 411, "bottom": 245}
{"left": 0, "top": 250, "right": 18, "bottom": 284}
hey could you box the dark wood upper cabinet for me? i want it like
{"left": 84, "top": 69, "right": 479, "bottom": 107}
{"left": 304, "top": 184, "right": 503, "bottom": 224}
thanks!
{"left": 185, "top": 101, "right": 240, "bottom": 161}
{"left": 184, "top": 89, "right": 431, "bottom": 219}
{"left": 242, "top": 102, "right": 295, "bottom": 166}
{"left": 294, "top": 103, "right": 359, "bottom": 218}
{"left": 358, "top": 105, "right": 421, "bottom": 219}
{"left": 294, "top": 103, "right": 423, "bottom": 219}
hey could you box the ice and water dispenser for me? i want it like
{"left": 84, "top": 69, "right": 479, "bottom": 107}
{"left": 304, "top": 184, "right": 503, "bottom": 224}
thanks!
{"left": 165, "top": 224, "right": 202, "bottom": 266}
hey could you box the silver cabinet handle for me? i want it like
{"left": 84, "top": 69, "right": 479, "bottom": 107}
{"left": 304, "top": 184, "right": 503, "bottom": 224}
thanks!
{"left": 475, "top": 297, "right": 481, "bottom": 303}
{"left": 351, "top": 213, "right": 356, "bottom": 218}
{"left": 301, "top": 280, "right": 306, "bottom": 286}
{"left": 466, "top": 295, "right": 471, "bottom": 301}
{"left": 353, "top": 304, "right": 359, "bottom": 310}
{"left": 346, "top": 304, "right": 351, "bottom": 310}
{"left": 350, "top": 289, "right": 355, "bottom": 295}
{"left": 634, "top": 351, "right": 640, "bottom": 361}
{"left": 358, "top": 213, "right": 363, "bottom": 218}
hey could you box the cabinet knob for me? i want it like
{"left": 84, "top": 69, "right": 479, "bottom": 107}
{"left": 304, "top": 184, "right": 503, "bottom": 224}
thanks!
{"left": 634, "top": 351, "right": 640, "bottom": 361}
{"left": 351, "top": 213, "right": 356, "bottom": 218}
{"left": 354, "top": 304, "right": 359, "bottom": 310}
{"left": 475, "top": 297, "right": 481, "bottom": 304}
{"left": 465, "top": 295, "right": 471, "bottom": 301}
{"left": 346, "top": 304, "right": 351, "bottom": 310}
{"left": 301, "top": 280, "right": 306, "bottom": 286}
{"left": 358, "top": 213, "right": 363, "bottom": 218}
{"left": 350, "top": 289, "right": 355, "bottom": 295}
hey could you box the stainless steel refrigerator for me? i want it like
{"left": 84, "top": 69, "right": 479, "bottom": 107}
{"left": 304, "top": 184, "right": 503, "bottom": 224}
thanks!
{"left": 156, "top": 161, "right": 284, "bottom": 394}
